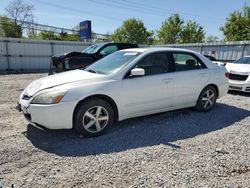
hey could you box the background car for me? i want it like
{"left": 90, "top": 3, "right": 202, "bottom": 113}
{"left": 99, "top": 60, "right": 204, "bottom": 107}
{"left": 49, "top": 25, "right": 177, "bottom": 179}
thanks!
{"left": 204, "top": 55, "right": 226, "bottom": 66}
{"left": 18, "top": 48, "right": 228, "bottom": 137}
{"left": 49, "top": 42, "right": 138, "bottom": 75}
{"left": 226, "top": 56, "right": 250, "bottom": 92}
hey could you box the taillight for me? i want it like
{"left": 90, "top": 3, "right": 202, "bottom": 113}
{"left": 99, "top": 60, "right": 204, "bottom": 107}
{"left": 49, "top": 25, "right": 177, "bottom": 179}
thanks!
{"left": 225, "top": 72, "right": 230, "bottom": 78}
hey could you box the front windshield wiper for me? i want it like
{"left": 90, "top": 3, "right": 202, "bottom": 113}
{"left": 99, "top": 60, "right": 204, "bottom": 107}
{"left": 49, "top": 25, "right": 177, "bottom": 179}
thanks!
{"left": 87, "top": 69, "right": 97, "bottom": 73}
{"left": 86, "top": 69, "right": 106, "bottom": 75}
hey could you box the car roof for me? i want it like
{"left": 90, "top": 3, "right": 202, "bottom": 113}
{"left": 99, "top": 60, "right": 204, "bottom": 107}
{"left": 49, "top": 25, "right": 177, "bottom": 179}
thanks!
{"left": 121, "top": 47, "right": 200, "bottom": 54}
{"left": 93, "top": 42, "right": 137, "bottom": 46}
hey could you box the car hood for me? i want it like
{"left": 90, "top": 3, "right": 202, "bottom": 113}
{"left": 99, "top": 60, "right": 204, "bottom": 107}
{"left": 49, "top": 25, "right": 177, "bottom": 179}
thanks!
{"left": 212, "top": 61, "right": 225, "bottom": 66}
{"left": 24, "top": 70, "right": 105, "bottom": 96}
{"left": 226, "top": 63, "right": 250, "bottom": 74}
{"left": 53, "top": 52, "right": 91, "bottom": 59}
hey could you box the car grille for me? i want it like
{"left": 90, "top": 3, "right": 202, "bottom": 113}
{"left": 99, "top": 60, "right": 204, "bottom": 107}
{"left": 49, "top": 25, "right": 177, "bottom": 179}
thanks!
{"left": 229, "top": 86, "right": 242, "bottom": 90}
{"left": 229, "top": 73, "right": 248, "bottom": 81}
{"left": 246, "top": 87, "right": 250, "bottom": 92}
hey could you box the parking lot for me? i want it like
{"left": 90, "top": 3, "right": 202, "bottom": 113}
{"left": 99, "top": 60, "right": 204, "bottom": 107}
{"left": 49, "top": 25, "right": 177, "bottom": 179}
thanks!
{"left": 0, "top": 73, "right": 250, "bottom": 187}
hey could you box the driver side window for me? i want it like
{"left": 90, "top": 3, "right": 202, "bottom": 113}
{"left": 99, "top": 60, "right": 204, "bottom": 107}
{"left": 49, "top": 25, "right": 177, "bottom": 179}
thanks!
{"left": 135, "top": 52, "right": 169, "bottom": 76}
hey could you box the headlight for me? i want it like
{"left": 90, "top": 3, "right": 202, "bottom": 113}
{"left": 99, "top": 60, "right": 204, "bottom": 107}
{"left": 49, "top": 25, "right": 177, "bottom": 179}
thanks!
{"left": 31, "top": 90, "right": 67, "bottom": 104}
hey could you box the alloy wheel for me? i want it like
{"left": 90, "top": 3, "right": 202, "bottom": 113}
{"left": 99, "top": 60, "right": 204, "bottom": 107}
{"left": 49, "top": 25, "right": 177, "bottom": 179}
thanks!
{"left": 82, "top": 106, "right": 109, "bottom": 133}
{"left": 202, "top": 89, "right": 216, "bottom": 110}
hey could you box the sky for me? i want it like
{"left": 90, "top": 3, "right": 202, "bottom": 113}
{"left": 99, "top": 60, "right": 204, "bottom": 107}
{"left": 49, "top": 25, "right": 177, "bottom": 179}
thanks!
{"left": 0, "top": 0, "right": 250, "bottom": 39}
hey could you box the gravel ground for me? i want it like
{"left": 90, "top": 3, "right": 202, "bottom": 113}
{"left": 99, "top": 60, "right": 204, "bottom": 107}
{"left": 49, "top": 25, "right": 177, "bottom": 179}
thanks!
{"left": 0, "top": 73, "right": 250, "bottom": 188}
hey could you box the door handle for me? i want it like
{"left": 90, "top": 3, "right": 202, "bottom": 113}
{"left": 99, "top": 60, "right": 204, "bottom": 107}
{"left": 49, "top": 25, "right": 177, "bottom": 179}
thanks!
{"left": 162, "top": 78, "right": 173, "bottom": 84}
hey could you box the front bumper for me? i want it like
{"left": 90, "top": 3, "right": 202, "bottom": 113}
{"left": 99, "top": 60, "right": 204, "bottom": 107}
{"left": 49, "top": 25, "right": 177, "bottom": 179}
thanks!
{"left": 17, "top": 99, "right": 78, "bottom": 129}
{"left": 228, "top": 80, "right": 250, "bottom": 92}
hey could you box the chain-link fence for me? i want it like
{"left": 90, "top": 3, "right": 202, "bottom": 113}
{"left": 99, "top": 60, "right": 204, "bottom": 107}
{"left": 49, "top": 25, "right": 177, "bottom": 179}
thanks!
{"left": 1, "top": 37, "right": 250, "bottom": 72}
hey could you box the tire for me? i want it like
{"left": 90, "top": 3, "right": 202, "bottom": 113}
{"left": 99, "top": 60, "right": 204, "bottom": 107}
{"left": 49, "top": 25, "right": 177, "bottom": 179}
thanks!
{"left": 195, "top": 85, "right": 217, "bottom": 112}
{"left": 74, "top": 98, "right": 114, "bottom": 137}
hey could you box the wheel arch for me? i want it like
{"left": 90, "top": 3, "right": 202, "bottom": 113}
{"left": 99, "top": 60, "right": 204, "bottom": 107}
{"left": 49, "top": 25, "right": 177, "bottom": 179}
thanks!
{"left": 204, "top": 83, "right": 219, "bottom": 97}
{"left": 73, "top": 94, "right": 119, "bottom": 126}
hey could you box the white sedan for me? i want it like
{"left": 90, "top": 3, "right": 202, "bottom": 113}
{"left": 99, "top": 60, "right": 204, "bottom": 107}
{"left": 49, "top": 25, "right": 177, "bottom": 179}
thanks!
{"left": 203, "top": 55, "right": 226, "bottom": 66}
{"left": 17, "top": 48, "right": 229, "bottom": 136}
{"left": 226, "top": 56, "right": 250, "bottom": 93}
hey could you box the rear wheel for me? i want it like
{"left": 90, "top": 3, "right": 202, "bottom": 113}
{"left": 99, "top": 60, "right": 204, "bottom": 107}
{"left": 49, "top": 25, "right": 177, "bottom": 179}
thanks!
{"left": 195, "top": 86, "right": 217, "bottom": 112}
{"left": 74, "top": 98, "right": 114, "bottom": 137}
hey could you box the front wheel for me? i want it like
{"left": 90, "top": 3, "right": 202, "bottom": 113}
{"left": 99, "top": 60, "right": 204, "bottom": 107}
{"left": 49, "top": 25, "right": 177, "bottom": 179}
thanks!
{"left": 74, "top": 99, "right": 114, "bottom": 137}
{"left": 195, "top": 86, "right": 217, "bottom": 112}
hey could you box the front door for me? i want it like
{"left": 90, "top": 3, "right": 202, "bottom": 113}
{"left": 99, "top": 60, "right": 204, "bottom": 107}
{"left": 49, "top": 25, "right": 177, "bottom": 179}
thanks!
{"left": 121, "top": 52, "right": 174, "bottom": 118}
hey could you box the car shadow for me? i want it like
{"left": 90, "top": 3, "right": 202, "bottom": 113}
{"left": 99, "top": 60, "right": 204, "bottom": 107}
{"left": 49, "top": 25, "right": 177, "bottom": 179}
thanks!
{"left": 25, "top": 103, "right": 250, "bottom": 157}
{"left": 228, "top": 90, "right": 250, "bottom": 97}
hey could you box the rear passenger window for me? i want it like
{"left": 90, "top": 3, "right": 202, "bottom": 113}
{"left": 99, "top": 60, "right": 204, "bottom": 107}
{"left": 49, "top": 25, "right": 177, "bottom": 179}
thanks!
{"left": 173, "top": 53, "right": 205, "bottom": 71}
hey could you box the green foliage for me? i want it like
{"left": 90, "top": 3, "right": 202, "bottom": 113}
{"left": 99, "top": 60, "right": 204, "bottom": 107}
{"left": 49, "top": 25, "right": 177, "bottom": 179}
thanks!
{"left": 111, "top": 18, "right": 153, "bottom": 44}
{"left": 61, "top": 33, "right": 80, "bottom": 41}
{"left": 0, "top": 16, "right": 22, "bottom": 37}
{"left": 206, "top": 35, "right": 220, "bottom": 43}
{"left": 157, "top": 14, "right": 205, "bottom": 44}
{"left": 38, "top": 31, "right": 59, "bottom": 40}
{"left": 220, "top": 5, "right": 250, "bottom": 41}
{"left": 157, "top": 14, "right": 183, "bottom": 44}
{"left": 180, "top": 21, "right": 205, "bottom": 43}
{"left": 36, "top": 31, "right": 80, "bottom": 41}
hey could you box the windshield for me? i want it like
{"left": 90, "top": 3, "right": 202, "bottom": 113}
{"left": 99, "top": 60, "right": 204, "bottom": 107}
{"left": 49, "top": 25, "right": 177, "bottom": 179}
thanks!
{"left": 85, "top": 51, "right": 141, "bottom": 75}
{"left": 234, "top": 57, "right": 250, "bottom": 64}
{"left": 82, "top": 44, "right": 103, "bottom": 54}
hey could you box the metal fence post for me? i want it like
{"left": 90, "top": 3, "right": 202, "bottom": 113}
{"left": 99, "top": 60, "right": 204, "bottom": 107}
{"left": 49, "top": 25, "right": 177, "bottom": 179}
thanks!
{"left": 4, "top": 40, "right": 10, "bottom": 71}
{"left": 49, "top": 42, "right": 55, "bottom": 71}
{"left": 200, "top": 45, "right": 203, "bottom": 54}
{"left": 50, "top": 42, "right": 54, "bottom": 57}
{"left": 241, "top": 43, "right": 246, "bottom": 57}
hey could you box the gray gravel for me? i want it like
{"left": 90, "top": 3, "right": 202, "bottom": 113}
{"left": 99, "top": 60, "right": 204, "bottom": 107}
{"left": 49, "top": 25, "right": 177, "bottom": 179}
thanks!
{"left": 0, "top": 73, "right": 250, "bottom": 187}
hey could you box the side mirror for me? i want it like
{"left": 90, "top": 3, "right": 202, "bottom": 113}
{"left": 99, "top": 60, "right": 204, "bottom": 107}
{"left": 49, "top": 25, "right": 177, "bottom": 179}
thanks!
{"left": 130, "top": 68, "right": 145, "bottom": 77}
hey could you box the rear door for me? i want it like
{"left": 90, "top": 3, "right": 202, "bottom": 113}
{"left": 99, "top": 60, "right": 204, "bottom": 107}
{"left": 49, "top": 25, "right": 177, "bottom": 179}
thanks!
{"left": 171, "top": 52, "right": 210, "bottom": 107}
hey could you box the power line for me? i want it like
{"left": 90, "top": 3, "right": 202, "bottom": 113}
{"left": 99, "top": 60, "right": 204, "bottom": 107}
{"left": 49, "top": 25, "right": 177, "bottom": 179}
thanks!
{"left": 89, "top": 0, "right": 169, "bottom": 18}
{"left": 120, "top": 0, "right": 226, "bottom": 20}
{"left": 121, "top": 0, "right": 197, "bottom": 16}
{"left": 27, "top": 0, "right": 159, "bottom": 28}
{"left": 91, "top": 0, "right": 224, "bottom": 24}
{"left": 30, "top": 0, "right": 124, "bottom": 22}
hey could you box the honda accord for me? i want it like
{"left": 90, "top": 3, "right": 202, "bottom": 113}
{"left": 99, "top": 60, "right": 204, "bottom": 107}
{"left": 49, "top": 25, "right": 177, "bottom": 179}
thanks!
{"left": 17, "top": 48, "right": 229, "bottom": 136}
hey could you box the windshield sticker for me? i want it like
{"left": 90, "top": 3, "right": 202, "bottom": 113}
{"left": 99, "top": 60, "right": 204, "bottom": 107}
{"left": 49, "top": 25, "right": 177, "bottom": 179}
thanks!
{"left": 124, "top": 52, "right": 138, "bottom": 56}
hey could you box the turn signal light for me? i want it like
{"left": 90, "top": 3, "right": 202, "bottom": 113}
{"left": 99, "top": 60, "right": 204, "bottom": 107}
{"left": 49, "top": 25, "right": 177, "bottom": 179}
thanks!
{"left": 53, "top": 95, "right": 64, "bottom": 104}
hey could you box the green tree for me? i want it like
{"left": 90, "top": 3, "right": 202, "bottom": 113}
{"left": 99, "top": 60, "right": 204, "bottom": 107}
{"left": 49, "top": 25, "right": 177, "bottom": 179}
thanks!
{"left": 38, "top": 31, "right": 59, "bottom": 40}
{"left": 180, "top": 21, "right": 205, "bottom": 43}
{"left": 206, "top": 35, "right": 220, "bottom": 43}
{"left": 37, "top": 31, "right": 80, "bottom": 41}
{"left": 157, "top": 14, "right": 205, "bottom": 44}
{"left": 220, "top": 4, "right": 250, "bottom": 41}
{"left": 61, "top": 33, "right": 80, "bottom": 41}
{"left": 157, "top": 14, "right": 184, "bottom": 44}
{"left": 5, "top": 0, "right": 35, "bottom": 37}
{"left": 111, "top": 18, "right": 153, "bottom": 44}
{"left": 0, "top": 16, "right": 22, "bottom": 37}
